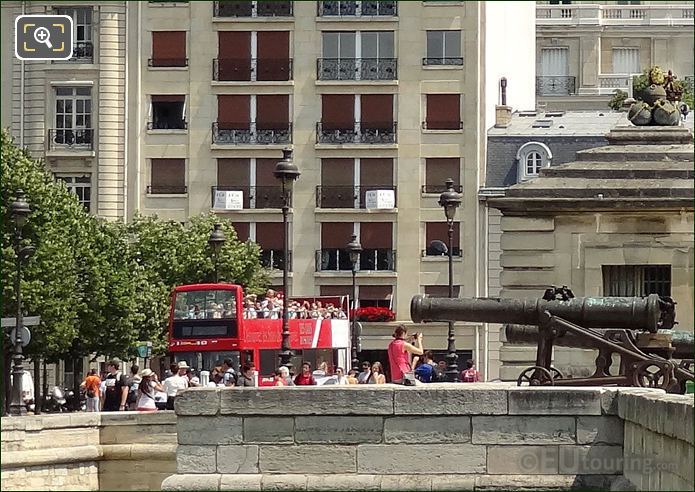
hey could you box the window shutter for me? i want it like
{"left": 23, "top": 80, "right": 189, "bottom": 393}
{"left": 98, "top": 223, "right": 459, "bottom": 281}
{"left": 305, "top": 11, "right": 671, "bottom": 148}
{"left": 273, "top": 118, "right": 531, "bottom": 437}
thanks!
{"left": 320, "top": 285, "right": 352, "bottom": 297}
{"left": 361, "top": 94, "right": 393, "bottom": 129}
{"left": 217, "top": 95, "right": 250, "bottom": 129}
{"left": 151, "top": 95, "right": 185, "bottom": 103}
{"left": 151, "top": 159, "right": 185, "bottom": 189}
{"left": 361, "top": 222, "right": 392, "bottom": 249}
{"left": 426, "top": 222, "right": 460, "bottom": 249}
{"left": 217, "top": 158, "right": 250, "bottom": 187}
{"left": 218, "top": 31, "right": 251, "bottom": 80}
{"left": 360, "top": 158, "right": 393, "bottom": 186}
{"left": 321, "top": 222, "right": 354, "bottom": 248}
{"left": 321, "top": 159, "right": 354, "bottom": 186}
{"left": 359, "top": 285, "right": 392, "bottom": 300}
{"left": 256, "top": 223, "right": 284, "bottom": 250}
{"left": 256, "top": 95, "right": 289, "bottom": 130}
{"left": 231, "top": 222, "right": 250, "bottom": 242}
{"left": 255, "top": 158, "right": 280, "bottom": 187}
{"left": 426, "top": 94, "right": 460, "bottom": 130}
{"left": 257, "top": 31, "right": 290, "bottom": 81}
{"left": 425, "top": 158, "right": 460, "bottom": 190}
{"left": 322, "top": 95, "right": 354, "bottom": 130}
{"left": 152, "top": 31, "right": 186, "bottom": 66}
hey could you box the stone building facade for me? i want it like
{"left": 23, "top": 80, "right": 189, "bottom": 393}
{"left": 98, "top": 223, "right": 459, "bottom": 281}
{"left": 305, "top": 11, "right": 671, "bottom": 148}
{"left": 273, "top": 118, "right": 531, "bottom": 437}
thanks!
{"left": 487, "top": 125, "right": 694, "bottom": 380}
{"left": 535, "top": 1, "right": 694, "bottom": 111}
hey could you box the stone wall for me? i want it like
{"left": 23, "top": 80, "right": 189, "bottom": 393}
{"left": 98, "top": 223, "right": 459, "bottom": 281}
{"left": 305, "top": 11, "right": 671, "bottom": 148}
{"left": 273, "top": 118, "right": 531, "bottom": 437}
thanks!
{"left": 0, "top": 411, "right": 176, "bottom": 491}
{"left": 163, "top": 385, "right": 687, "bottom": 491}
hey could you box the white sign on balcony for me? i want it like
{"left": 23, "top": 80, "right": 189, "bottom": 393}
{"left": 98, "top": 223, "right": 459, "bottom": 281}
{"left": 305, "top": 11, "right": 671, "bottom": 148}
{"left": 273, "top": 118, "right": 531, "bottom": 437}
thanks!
{"left": 214, "top": 190, "right": 243, "bottom": 210}
{"left": 365, "top": 190, "right": 395, "bottom": 209}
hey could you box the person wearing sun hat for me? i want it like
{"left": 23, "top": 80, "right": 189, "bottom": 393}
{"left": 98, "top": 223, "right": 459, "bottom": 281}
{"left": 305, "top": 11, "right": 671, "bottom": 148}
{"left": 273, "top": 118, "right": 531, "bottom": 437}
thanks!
{"left": 136, "top": 368, "right": 164, "bottom": 412}
{"left": 163, "top": 361, "right": 190, "bottom": 410}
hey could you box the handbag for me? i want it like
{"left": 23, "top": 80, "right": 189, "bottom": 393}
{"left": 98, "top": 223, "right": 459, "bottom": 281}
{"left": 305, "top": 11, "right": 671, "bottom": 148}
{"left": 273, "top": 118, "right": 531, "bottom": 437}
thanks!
{"left": 402, "top": 371, "right": 417, "bottom": 386}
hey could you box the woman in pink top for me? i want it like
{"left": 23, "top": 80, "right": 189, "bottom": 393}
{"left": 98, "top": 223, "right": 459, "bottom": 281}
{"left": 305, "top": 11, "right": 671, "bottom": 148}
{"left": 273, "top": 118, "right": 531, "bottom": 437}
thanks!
{"left": 387, "top": 325, "right": 424, "bottom": 384}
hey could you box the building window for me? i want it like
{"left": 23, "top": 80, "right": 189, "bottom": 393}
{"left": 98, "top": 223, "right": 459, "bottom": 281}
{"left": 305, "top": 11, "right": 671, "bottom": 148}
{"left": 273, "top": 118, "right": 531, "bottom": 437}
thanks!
{"left": 525, "top": 152, "right": 542, "bottom": 176}
{"left": 255, "top": 223, "right": 287, "bottom": 270}
{"left": 424, "top": 94, "right": 461, "bottom": 130}
{"left": 317, "top": 222, "right": 395, "bottom": 271}
{"left": 602, "top": 265, "right": 671, "bottom": 297}
{"left": 319, "top": 31, "right": 396, "bottom": 81}
{"left": 52, "top": 87, "right": 93, "bottom": 147}
{"left": 516, "top": 142, "right": 552, "bottom": 182}
{"left": 150, "top": 31, "right": 187, "bottom": 67}
{"left": 425, "top": 222, "right": 460, "bottom": 256}
{"left": 149, "top": 159, "right": 186, "bottom": 194}
{"left": 423, "top": 158, "right": 460, "bottom": 193}
{"left": 149, "top": 95, "right": 187, "bottom": 130}
{"left": 55, "top": 7, "right": 93, "bottom": 62}
{"left": 214, "top": 158, "right": 284, "bottom": 209}
{"left": 424, "top": 285, "right": 460, "bottom": 297}
{"left": 55, "top": 174, "right": 91, "bottom": 212}
{"left": 359, "top": 285, "right": 393, "bottom": 309}
{"left": 214, "top": 31, "right": 291, "bottom": 82}
{"left": 612, "top": 48, "right": 641, "bottom": 74}
{"left": 424, "top": 30, "right": 462, "bottom": 65}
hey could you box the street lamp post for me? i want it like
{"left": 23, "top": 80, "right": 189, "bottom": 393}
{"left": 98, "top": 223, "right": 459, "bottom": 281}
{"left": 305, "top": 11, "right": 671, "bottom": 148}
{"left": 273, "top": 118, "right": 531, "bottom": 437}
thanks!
{"left": 208, "top": 223, "right": 226, "bottom": 283}
{"left": 345, "top": 234, "right": 362, "bottom": 373}
{"left": 274, "top": 149, "right": 300, "bottom": 371}
{"left": 438, "top": 178, "right": 462, "bottom": 383}
{"left": 10, "top": 190, "right": 34, "bottom": 416}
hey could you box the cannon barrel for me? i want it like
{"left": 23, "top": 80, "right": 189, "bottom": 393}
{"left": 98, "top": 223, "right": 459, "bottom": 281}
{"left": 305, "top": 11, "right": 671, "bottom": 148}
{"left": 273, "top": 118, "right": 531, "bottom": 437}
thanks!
{"left": 504, "top": 324, "right": 693, "bottom": 359}
{"left": 410, "top": 294, "right": 673, "bottom": 333}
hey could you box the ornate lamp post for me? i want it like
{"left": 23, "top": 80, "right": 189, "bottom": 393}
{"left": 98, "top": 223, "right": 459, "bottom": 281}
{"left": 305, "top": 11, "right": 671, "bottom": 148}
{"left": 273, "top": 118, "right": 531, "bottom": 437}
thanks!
{"left": 438, "top": 178, "right": 462, "bottom": 383}
{"left": 10, "top": 190, "right": 34, "bottom": 416}
{"left": 208, "top": 223, "right": 226, "bottom": 283}
{"left": 274, "top": 149, "right": 300, "bottom": 370}
{"left": 345, "top": 234, "right": 362, "bottom": 373}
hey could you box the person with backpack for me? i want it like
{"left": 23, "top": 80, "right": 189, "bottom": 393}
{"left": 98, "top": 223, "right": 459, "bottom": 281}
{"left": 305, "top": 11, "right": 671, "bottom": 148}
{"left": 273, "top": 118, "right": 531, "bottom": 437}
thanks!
{"left": 460, "top": 359, "right": 481, "bottom": 383}
{"left": 126, "top": 365, "right": 141, "bottom": 410}
{"left": 102, "top": 359, "right": 129, "bottom": 411}
{"left": 82, "top": 369, "right": 101, "bottom": 412}
{"left": 414, "top": 351, "right": 437, "bottom": 383}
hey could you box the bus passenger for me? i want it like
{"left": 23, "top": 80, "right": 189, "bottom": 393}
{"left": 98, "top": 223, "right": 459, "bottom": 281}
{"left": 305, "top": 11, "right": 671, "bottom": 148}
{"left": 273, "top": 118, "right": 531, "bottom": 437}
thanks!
{"left": 294, "top": 362, "right": 317, "bottom": 386}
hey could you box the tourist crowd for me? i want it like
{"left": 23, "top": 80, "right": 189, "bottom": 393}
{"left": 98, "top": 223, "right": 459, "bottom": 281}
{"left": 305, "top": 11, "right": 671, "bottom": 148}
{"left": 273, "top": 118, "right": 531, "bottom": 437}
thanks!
{"left": 243, "top": 290, "right": 347, "bottom": 320}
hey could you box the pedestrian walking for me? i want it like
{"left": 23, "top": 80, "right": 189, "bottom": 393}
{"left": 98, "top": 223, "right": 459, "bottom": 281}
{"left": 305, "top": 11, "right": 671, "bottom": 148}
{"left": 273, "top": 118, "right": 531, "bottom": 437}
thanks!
{"left": 136, "top": 369, "right": 164, "bottom": 412}
{"left": 163, "top": 361, "right": 190, "bottom": 410}
{"left": 101, "top": 359, "right": 129, "bottom": 411}
{"left": 83, "top": 369, "right": 101, "bottom": 412}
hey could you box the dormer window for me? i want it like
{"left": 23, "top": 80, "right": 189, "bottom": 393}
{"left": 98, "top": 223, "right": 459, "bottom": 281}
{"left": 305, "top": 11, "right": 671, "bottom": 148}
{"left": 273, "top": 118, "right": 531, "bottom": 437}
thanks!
{"left": 516, "top": 142, "right": 552, "bottom": 182}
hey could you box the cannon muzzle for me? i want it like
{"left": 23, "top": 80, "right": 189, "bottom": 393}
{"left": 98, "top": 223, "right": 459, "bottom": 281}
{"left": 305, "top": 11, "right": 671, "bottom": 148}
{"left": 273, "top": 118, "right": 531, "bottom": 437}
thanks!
{"left": 410, "top": 294, "right": 674, "bottom": 333}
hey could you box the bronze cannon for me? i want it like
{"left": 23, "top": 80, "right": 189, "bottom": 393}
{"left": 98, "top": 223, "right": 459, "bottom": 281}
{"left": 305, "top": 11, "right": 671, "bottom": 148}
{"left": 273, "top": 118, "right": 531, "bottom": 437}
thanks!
{"left": 410, "top": 288, "right": 693, "bottom": 393}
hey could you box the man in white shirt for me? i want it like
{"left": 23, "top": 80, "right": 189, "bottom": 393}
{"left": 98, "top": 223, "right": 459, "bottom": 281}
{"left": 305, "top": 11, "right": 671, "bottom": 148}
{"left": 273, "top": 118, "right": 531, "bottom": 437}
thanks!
{"left": 163, "top": 361, "right": 190, "bottom": 410}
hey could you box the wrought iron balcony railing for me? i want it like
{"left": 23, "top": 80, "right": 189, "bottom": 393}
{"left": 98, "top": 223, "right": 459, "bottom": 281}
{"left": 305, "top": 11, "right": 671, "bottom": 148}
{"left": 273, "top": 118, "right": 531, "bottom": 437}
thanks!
{"left": 421, "top": 183, "right": 463, "bottom": 194}
{"left": 213, "top": 1, "right": 292, "bottom": 17}
{"left": 317, "top": 58, "right": 397, "bottom": 81}
{"left": 422, "top": 57, "right": 463, "bottom": 66}
{"left": 148, "top": 57, "right": 189, "bottom": 68}
{"left": 147, "top": 120, "right": 188, "bottom": 130}
{"left": 71, "top": 41, "right": 94, "bottom": 62}
{"left": 317, "top": 1, "right": 397, "bottom": 17}
{"left": 421, "top": 120, "right": 463, "bottom": 130}
{"left": 536, "top": 76, "right": 576, "bottom": 96}
{"left": 315, "top": 185, "right": 397, "bottom": 208}
{"left": 212, "top": 122, "right": 292, "bottom": 145}
{"left": 48, "top": 128, "right": 94, "bottom": 150}
{"left": 261, "top": 249, "right": 290, "bottom": 270}
{"left": 213, "top": 58, "right": 293, "bottom": 82}
{"left": 147, "top": 185, "right": 188, "bottom": 194}
{"left": 316, "top": 248, "right": 396, "bottom": 272}
{"left": 316, "top": 122, "right": 397, "bottom": 144}
{"left": 211, "top": 185, "right": 288, "bottom": 209}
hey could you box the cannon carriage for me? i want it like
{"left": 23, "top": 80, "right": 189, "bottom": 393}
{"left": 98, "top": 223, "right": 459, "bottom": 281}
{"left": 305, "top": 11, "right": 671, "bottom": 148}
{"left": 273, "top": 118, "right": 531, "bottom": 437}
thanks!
{"left": 410, "top": 287, "right": 694, "bottom": 394}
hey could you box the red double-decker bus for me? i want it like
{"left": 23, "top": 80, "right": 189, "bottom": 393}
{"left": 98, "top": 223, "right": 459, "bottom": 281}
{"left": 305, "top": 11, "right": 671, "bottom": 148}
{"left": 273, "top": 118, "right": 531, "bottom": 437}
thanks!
{"left": 168, "top": 283, "right": 350, "bottom": 384}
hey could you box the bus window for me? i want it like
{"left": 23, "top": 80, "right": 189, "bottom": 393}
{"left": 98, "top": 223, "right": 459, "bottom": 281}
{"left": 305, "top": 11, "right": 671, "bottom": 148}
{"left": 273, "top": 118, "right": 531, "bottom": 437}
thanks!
{"left": 174, "top": 289, "right": 237, "bottom": 320}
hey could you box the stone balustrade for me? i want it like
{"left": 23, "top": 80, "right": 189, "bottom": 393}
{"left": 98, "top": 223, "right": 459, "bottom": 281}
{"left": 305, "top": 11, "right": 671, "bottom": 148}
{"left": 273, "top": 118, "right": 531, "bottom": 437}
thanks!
{"left": 1, "top": 411, "right": 176, "bottom": 491}
{"left": 162, "top": 384, "right": 694, "bottom": 491}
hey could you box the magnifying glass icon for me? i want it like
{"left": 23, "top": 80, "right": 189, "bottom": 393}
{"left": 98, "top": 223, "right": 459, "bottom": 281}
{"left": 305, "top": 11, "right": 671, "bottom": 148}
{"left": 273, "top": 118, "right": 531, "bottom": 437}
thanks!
{"left": 33, "top": 27, "right": 53, "bottom": 49}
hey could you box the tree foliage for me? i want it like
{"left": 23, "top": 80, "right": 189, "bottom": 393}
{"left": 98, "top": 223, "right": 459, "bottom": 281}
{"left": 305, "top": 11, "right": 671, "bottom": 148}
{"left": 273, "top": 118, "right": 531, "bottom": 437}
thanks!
{"left": 1, "top": 128, "right": 269, "bottom": 361}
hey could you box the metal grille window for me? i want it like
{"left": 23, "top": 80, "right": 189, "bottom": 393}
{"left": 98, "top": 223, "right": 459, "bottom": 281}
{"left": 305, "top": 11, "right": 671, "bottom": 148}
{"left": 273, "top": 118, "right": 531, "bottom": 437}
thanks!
{"left": 54, "top": 87, "right": 92, "bottom": 146}
{"left": 425, "top": 30, "right": 462, "bottom": 65}
{"left": 55, "top": 174, "right": 91, "bottom": 212}
{"left": 55, "top": 7, "right": 93, "bottom": 61}
{"left": 602, "top": 265, "right": 671, "bottom": 297}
